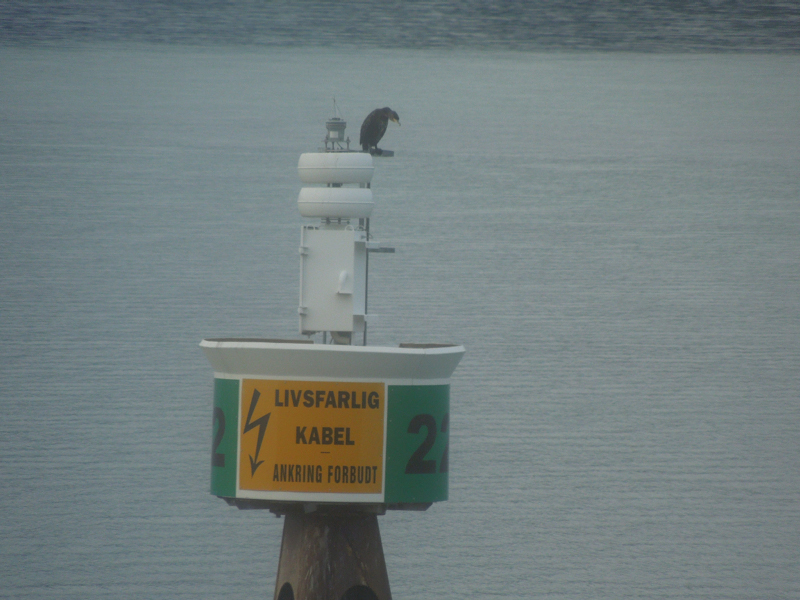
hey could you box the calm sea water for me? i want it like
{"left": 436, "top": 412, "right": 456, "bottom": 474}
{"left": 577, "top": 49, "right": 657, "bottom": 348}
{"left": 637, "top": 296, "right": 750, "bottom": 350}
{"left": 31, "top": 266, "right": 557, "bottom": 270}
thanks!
{"left": 2, "top": 0, "right": 800, "bottom": 51}
{"left": 1, "top": 18, "right": 799, "bottom": 600}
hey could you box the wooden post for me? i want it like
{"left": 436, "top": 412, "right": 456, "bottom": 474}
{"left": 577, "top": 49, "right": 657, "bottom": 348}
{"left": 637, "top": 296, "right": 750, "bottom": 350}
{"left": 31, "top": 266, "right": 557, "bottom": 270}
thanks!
{"left": 273, "top": 508, "right": 391, "bottom": 600}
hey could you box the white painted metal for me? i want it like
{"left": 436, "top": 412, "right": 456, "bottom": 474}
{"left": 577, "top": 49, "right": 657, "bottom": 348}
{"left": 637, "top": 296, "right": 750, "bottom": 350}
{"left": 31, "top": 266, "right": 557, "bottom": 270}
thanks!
{"left": 299, "top": 227, "right": 367, "bottom": 334}
{"left": 298, "top": 152, "right": 373, "bottom": 185}
{"left": 200, "top": 339, "right": 465, "bottom": 382}
{"left": 297, "top": 187, "right": 374, "bottom": 219}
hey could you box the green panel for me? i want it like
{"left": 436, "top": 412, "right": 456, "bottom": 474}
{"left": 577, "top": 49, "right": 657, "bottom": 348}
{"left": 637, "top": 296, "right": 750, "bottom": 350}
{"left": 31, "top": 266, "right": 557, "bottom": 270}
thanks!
{"left": 211, "top": 378, "right": 239, "bottom": 498}
{"left": 385, "top": 385, "right": 449, "bottom": 504}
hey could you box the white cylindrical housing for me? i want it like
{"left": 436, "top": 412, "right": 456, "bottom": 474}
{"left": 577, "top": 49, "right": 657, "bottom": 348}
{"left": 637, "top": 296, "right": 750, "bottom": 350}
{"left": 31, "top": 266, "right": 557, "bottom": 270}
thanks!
{"left": 298, "top": 152, "right": 374, "bottom": 185}
{"left": 297, "top": 187, "right": 374, "bottom": 218}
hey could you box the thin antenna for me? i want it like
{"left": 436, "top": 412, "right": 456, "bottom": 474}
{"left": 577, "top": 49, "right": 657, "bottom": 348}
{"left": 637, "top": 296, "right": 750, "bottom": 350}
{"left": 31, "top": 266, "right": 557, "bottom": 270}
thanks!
{"left": 333, "top": 97, "right": 345, "bottom": 121}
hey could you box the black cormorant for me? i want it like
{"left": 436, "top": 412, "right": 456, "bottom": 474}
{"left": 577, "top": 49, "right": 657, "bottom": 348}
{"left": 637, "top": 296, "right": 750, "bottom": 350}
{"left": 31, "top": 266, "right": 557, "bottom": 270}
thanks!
{"left": 360, "top": 107, "right": 400, "bottom": 154}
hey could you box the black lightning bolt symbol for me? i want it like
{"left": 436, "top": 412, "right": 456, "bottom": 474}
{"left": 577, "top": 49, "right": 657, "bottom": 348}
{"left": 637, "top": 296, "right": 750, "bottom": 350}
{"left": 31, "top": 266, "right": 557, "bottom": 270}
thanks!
{"left": 243, "top": 388, "right": 271, "bottom": 476}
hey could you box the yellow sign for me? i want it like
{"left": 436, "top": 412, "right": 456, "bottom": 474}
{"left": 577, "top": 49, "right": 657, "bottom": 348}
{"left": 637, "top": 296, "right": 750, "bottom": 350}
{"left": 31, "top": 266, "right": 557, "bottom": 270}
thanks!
{"left": 238, "top": 379, "right": 384, "bottom": 495}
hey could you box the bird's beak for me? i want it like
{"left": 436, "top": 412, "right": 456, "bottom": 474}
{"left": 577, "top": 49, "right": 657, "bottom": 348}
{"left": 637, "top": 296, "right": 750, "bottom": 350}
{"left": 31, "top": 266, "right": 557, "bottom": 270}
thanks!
{"left": 392, "top": 117, "right": 400, "bottom": 125}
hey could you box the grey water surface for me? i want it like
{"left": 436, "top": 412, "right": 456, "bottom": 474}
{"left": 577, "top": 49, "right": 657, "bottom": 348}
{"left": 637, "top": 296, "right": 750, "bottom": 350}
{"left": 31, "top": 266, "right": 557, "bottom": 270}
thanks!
{"left": 1, "top": 31, "right": 799, "bottom": 600}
